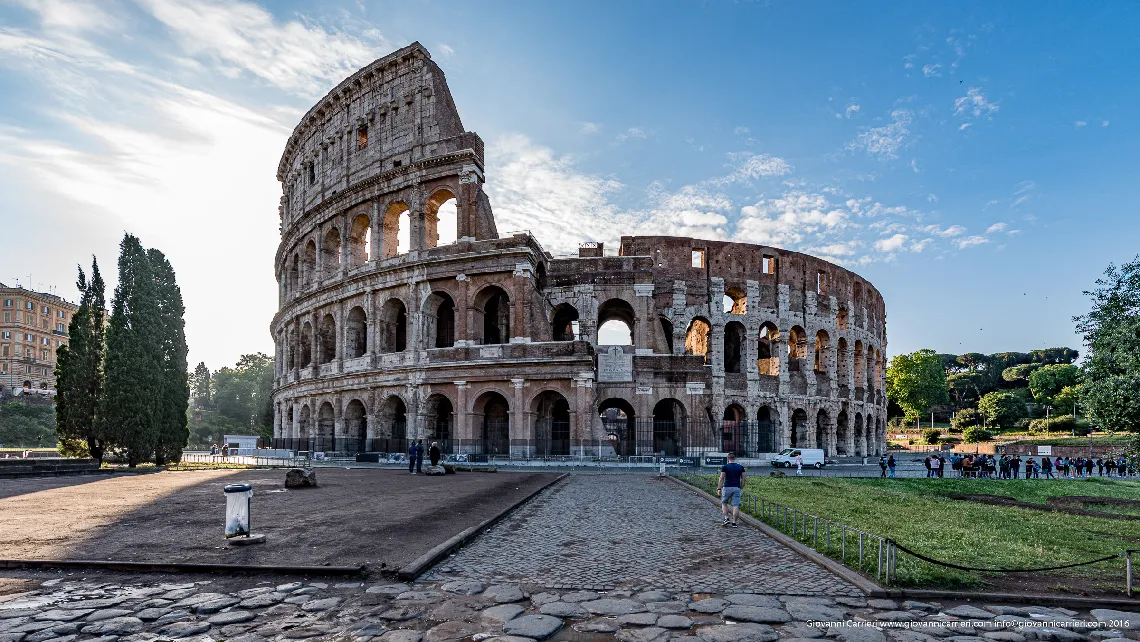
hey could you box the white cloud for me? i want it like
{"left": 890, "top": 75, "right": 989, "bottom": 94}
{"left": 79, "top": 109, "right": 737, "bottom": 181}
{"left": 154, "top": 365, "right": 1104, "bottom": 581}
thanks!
{"left": 909, "top": 238, "right": 933, "bottom": 253}
{"left": 954, "top": 87, "right": 999, "bottom": 120}
{"left": 874, "top": 233, "right": 908, "bottom": 252}
{"left": 1075, "top": 120, "right": 1087, "bottom": 128}
{"left": 922, "top": 63, "right": 942, "bottom": 78}
{"left": 922, "top": 224, "right": 966, "bottom": 238}
{"left": 710, "top": 152, "right": 792, "bottom": 185}
{"left": 848, "top": 109, "right": 913, "bottom": 160}
{"left": 438, "top": 43, "right": 455, "bottom": 57}
{"left": 1102, "top": 120, "right": 1110, "bottom": 127}
{"left": 986, "top": 222, "right": 1007, "bottom": 234}
{"left": 616, "top": 126, "right": 647, "bottom": 141}
{"left": 959, "top": 123, "right": 971, "bottom": 131}
{"left": 733, "top": 126, "right": 750, "bottom": 135}
{"left": 580, "top": 122, "right": 601, "bottom": 134}
{"left": 955, "top": 235, "right": 990, "bottom": 249}
{"left": 736, "top": 191, "right": 851, "bottom": 247}
{"left": 10, "top": 0, "right": 117, "bottom": 33}
{"left": 845, "top": 103, "right": 860, "bottom": 119}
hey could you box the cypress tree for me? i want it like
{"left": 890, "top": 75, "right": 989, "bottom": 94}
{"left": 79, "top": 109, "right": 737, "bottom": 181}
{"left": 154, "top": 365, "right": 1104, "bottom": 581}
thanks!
{"left": 100, "top": 234, "right": 161, "bottom": 466}
{"left": 54, "top": 258, "right": 109, "bottom": 462}
{"left": 148, "top": 249, "right": 189, "bottom": 465}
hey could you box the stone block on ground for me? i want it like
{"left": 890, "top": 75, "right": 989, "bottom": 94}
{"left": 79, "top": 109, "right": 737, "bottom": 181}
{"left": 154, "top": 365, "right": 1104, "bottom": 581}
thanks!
{"left": 722, "top": 606, "right": 791, "bottom": 624}
{"left": 1090, "top": 611, "right": 1140, "bottom": 630}
{"left": 503, "top": 614, "right": 563, "bottom": 640}
{"left": 285, "top": 468, "right": 318, "bottom": 488}
{"left": 423, "top": 465, "right": 447, "bottom": 476}
{"left": 482, "top": 585, "right": 525, "bottom": 604}
{"left": 696, "top": 623, "right": 779, "bottom": 642}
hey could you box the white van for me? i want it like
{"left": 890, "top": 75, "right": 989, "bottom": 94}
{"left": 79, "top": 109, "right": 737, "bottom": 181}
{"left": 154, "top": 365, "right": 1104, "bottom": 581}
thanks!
{"left": 771, "top": 448, "right": 826, "bottom": 469}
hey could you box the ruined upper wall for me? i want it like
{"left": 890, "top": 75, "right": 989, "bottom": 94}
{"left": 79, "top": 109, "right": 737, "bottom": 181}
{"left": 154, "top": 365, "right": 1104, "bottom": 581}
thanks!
{"left": 276, "top": 42, "right": 480, "bottom": 231}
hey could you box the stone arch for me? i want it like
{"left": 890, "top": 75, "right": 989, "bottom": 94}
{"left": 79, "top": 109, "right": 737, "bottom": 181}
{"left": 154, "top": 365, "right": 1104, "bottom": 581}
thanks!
{"left": 346, "top": 306, "right": 367, "bottom": 359}
{"left": 289, "top": 255, "right": 300, "bottom": 294}
{"left": 426, "top": 187, "right": 458, "bottom": 248}
{"left": 532, "top": 390, "right": 571, "bottom": 456}
{"left": 757, "top": 322, "right": 780, "bottom": 375}
{"left": 551, "top": 303, "right": 580, "bottom": 341}
{"left": 379, "top": 298, "right": 408, "bottom": 353}
{"left": 757, "top": 405, "right": 779, "bottom": 452}
{"left": 599, "top": 397, "right": 637, "bottom": 456}
{"left": 382, "top": 201, "right": 411, "bottom": 258}
{"left": 299, "top": 321, "right": 313, "bottom": 367}
{"left": 723, "top": 320, "right": 745, "bottom": 373}
{"left": 723, "top": 287, "right": 747, "bottom": 315}
{"left": 652, "top": 398, "right": 685, "bottom": 456}
{"left": 423, "top": 393, "right": 454, "bottom": 444}
{"left": 790, "top": 408, "right": 808, "bottom": 448}
{"left": 348, "top": 213, "right": 371, "bottom": 266}
{"left": 722, "top": 403, "right": 746, "bottom": 456}
{"left": 424, "top": 291, "right": 456, "bottom": 348}
{"left": 318, "top": 313, "right": 336, "bottom": 364}
{"left": 343, "top": 398, "right": 367, "bottom": 453}
{"left": 473, "top": 391, "right": 510, "bottom": 456}
{"left": 659, "top": 316, "right": 674, "bottom": 354}
{"left": 836, "top": 306, "right": 849, "bottom": 331}
{"left": 814, "top": 330, "right": 830, "bottom": 374}
{"left": 299, "top": 404, "right": 312, "bottom": 440}
{"left": 854, "top": 340, "right": 865, "bottom": 390}
{"left": 685, "top": 317, "right": 711, "bottom": 360}
{"left": 322, "top": 227, "right": 341, "bottom": 279}
{"left": 854, "top": 412, "right": 865, "bottom": 457}
{"left": 597, "top": 298, "right": 636, "bottom": 346}
{"left": 303, "top": 239, "right": 316, "bottom": 287}
{"left": 317, "top": 401, "right": 335, "bottom": 451}
{"left": 286, "top": 406, "right": 295, "bottom": 438}
{"left": 836, "top": 410, "right": 849, "bottom": 456}
{"left": 837, "top": 337, "right": 850, "bottom": 387}
{"left": 788, "top": 325, "right": 807, "bottom": 361}
{"left": 816, "top": 408, "right": 830, "bottom": 453}
{"left": 473, "top": 285, "right": 510, "bottom": 345}
{"left": 376, "top": 395, "right": 408, "bottom": 446}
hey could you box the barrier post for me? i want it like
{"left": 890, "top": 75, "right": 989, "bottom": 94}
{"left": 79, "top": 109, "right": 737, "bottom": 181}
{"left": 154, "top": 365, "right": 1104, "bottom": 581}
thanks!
{"left": 1128, "top": 550, "right": 1134, "bottom": 597}
{"left": 858, "top": 532, "right": 864, "bottom": 571}
{"left": 877, "top": 539, "right": 883, "bottom": 581}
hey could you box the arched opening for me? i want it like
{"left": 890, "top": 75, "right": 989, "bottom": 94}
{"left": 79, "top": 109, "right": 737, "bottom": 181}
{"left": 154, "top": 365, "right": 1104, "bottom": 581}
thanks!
{"left": 652, "top": 398, "right": 685, "bottom": 456}
{"left": 474, "top": 391, "right": 510, "bottom": 456}
{"left": 299, "top": 404, "right": 312, "bottom": 441}
{"left": 659, "top": 317, "right": 674, "bottom": 354}
{"left": 874, "top": 348, "right": 884, "bottom": 386}
{"left": 346, "top": 306, "right": 367, "bottom": 359}
{"left": 382, "top": 202, "right": 411, "bottom": 258}
{"left": 816, "top": 409, "right": 830, "bottom": 453}
{"left": 723, "top": 288, "right": 747, "bottom": 315}
{"left": 425, "top": 291, "right": 456, "bottom": 348}
{"left": 321, "top": 227, "right": 341, "bottom": 280}
{"left": 348, "top": 214, "right": 371, "bottom": 266}
{"left": 426, "top": 189, "right": 458, "bottom": 248}
{"left": 854, "top": 413, "right": 865, "bottom": 457}
{"left": 344, "top": 399, "right": 366, "bottom": 454}
{"left": 474, "top": 286, "right": 510, "bottom": 345}
{"left": 317, "top": 402, "right": 335, "bottom": 452}
{"left": 597, "top": 298, "right": 636, "bottom": 346}
{"left": 286, "top": 406, "right": 294, "bottom": 438}
{"left": 303, "top": 240, "right": 316, "bottom": 287}
{"left": 790, "top": 408, "right": 808, "bottom": 448}
{"left": 814, "top": 330, "right": 830, "bottom": 374}
{"left": 722, "top": 403, "right": 746, "bottom": 456}
{"left": 757, "top": 405, "right": 778, "bottom": 453}
{"left": 379, "top": 299, "right": 407, "bottom": 353}
{"left": 424, "top": 394, "right": 453, "bottom": 447}
{"left": 788, "top": 326, "right": 807, "bottom": 371}
{"left": 875, "top": 417, "right": 883, "bottom": 455}
{"left": 685, "top": 317, "right": 711, "bottom": 361}
{"left": 837, "top": 306, "right": 849, "bottom": 331}
{"left": 837, "top": 337, "right": 850, "bottom": 388}
{"left": 318, "top": 314, "right": 336, "bottom": 364}
{"left": 599, "top": 398, "right": 636, "bottom": 457}
{"left": 299, "top": 322, "right": 313, "bottom": 368}
{"left": 853, "top": 340, "right": 865, "bottom": 393}
{"left": 551, "top": 303, "right": 580, "bottom": 341}
{"left": 377, "top": 396, "right": 407, "bottom": 450}
{"left": 836, "top": 411, "right": 849, "bottom": 456}
{"left": 723, "top": 321, "right": 745, "bottom": 373}
{"left": 533, "top": 391, "right": 571, "bottom": 456}
{"left": 757, "top": 322, "right": 780, "bottom": 375}
{"left": 289, "top": 256, "right": 299, "bottom": 294}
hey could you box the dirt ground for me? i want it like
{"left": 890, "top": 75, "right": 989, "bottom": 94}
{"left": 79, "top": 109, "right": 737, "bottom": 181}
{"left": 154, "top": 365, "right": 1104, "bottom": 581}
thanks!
{"left": 0, "top": 468, "right": 559, "bottom": 571}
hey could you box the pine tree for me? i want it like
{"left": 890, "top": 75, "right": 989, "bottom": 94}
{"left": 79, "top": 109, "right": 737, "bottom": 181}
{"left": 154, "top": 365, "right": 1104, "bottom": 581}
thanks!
{"left": 100, "top": 234, "right": 162, "bottom": 466}
{"left": 190, "top": 362, "right": 212, "bottom": 409}
{"left": 149, "top": 249, "right": 189, "bottom": 465}
{"left": 54, "top": 258, "right": 109, "bottom": 462}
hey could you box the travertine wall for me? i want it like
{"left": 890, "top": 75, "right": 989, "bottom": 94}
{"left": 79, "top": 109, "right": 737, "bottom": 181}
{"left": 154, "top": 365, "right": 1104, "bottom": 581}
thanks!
{"left": 270, "top": 43, "right": 888, "bottom": 458}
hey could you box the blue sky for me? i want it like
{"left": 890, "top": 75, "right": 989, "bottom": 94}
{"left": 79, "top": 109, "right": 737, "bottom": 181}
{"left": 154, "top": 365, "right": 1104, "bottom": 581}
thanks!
{"left": 1, "top": 0, "right": 1137, "bottom": 369}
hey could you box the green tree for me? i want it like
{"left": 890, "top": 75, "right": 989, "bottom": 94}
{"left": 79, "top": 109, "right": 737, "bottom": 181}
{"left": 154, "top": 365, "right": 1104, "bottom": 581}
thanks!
{"left": 977, "top": 391, "right": 1026, "bottom": 429}
{"left": 1001, "top": 363, "right": 1044, "bottom": 384}
{"left": 149, "top": 249, "right": 189, "bottom": 465}
{"left": 1075, "top": 256, "right": 1140, "bottom": 433}
{"left": 100, "top": 234, "right": 162, "bottom": 466}
{"left": 962, "top": 426, "right": 993, "bottom": 443}
{"left": 951, "top": 407, "right": 983, "bottom": 430}
{"left": 946, "top": 371, "right": 986, "bottom": 405}
{"left": 886, "top": 349, "right": 950, "bottom": 422}
{"left": 190, "top": 362, "right": 212, "bottom": 409}
{"left": 0, "top": 402, "right": 57, "bottom": 447}
{"left": 213, "top": 353, "right": 275, "bottom": 438}
{"left": 922, "top": 428, "right": 941, "bottom": 445}
{"left": 53, "top": 258, "right": 109, "bottom": 462}
{"left": 1052, "top": 385, "right": 1081, "bottom": 415}
{"left": 1028, "top": 364, "right": 1081, "bottom": 404}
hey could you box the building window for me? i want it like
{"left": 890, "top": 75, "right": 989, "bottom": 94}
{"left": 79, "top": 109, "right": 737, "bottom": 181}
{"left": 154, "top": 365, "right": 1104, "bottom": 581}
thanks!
{"left": 1, "top": 345, "right": 8, "bottom": 356}
{"left": 307, "top": 162, "right": 315, "bottom": 185}
{"left": 42, "top": 337, "right": 49, "bottom": 345}
{"left": 26, "top": 302, "right": 33, "bottom": 310}
{"left": 3, "top": 299, "right": 11, "bottom": 307}
{"left": 41, "top": 319, "right": 48, "bottom": 330}
{"left": 2, "top": 331, "right": 8, "bottom": 340}
{"left": 24, "top": 365, "right": 30, "bottom": 374}
{"left": 14, "top": 311, "right": 20, "bottom": 322}
{"left": 41, "top": 349, "right": 48, "bottom": 361}
{"left": 58, "top": 310, "right": 65, "bottom": 318}
{"left": 691, "top": 249, "right": 705, "bottom": 269}
{"left": 762, "top": 255, "right": 776, "bottom": 276}
{"left": 3, "top": 312, "right": 8, "bottom": 323}
{"left": 816, "top": 270, "right": 827, "bottom": 295}
{"left": 42, "top": 305, "right": 49, "bottom": 314}
{"left": 25, "top": 334, "right": 32, "bottom": 342}
{"left": 357, "top": 126, "right": 368, "bottom": 150}
{"left": 57, "top": 323, "right": 65, "bottom": 332}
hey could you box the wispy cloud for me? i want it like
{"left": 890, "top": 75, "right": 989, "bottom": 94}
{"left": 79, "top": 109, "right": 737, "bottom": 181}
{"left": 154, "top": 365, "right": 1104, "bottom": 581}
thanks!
{"left": 437, "top": 43, "right": 455, "bottom": 57}
{"left": 954, "top": 87, "right": 999, "bottom": 121}
{"left": 847, "top": 109, "right": 913, "bottom": 160}
{"left": 710, "top": 152, "right": 792, "bottom": 185}
{"left": 955, "top": 235, "right": 990, "bottom": 249}
{"left": 874, "top": 233, "right": 909, "bottom": 252}
{"left": 1075, "top": 120, "right": 1087, "bottom": 128}
{"left": 986, "top": 222, "right": 1007, "bottom": 234}
{"left": 922, "top": 63, "right": 941, "bottom": 78}
{"left": 580, "top": 122, "right": 601, "bottom": 134}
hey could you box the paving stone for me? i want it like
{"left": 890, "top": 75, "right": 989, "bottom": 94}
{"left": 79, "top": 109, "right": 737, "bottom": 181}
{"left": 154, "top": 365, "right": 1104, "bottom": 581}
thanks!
{"left": 481, "top": 605, "right": 527, "bottom": 626}
{"left": 31, "top": 611, "right": 92, "bottom": 623}
{"left": 276, "top": 583, "right": 303, "bottom": 593}
{"left": 886, "top": 632, "right": 938, "bottom": 642}
{"left": 503, "top": 615, "right": 563, "bottom": 640}
{"left": 691, "top": 599, "right": 728, "bottom": 614}
{"left": 635, "top": 592, "right": 673, "bottom": 603}
{"left": 529, "top": 593, "right": 560, "bottom": 607}
{"left": 574, "top": 619, "right": 621, "bottom": 633}
{"left": 875, "top": 612, "right": 920, "bottom": 622}
{"left": 24, "top": 626, "right": 79, "bottom": 642}
{"left": 292, "top": 587, "right": 320, "bottom": 596}
{"left": 539, "top": 603, "right": 586, "bottom": 618}
{"left": 618, "top": 613, "right": 660, "bottom": 627}
{"left": 284, "top": 627, "right": 332, "bottom": 639}
{"left": 903, "top": 602, "right": 940, "bottom": 613}
{"left": 207, "top": 610, "right": 256, "bottom": 625}
{"left": 299, "top": 597, "right": 342, "bottom": 613}
{"left": 835, "top": 597, "right": 868, "bottom": 609}
{"left": 722, "top": 606, "right": 791, "bottom": 624}
{"left": 483, "top": 586, "right": 525, "bottom": 604}
{"left": 153, "top": 611, "right": 191, "bottom": 625}
{"left": 136, "top": 599, "right": 172, "bottom": 609}
{"left": 396, "top": 592, "right": 441, "bottom": 602}
{"left": 82, "top": 636, "right": 120, "bottom": 642}
{"left": 228, "top": 634, "right": 268, "bottom": 642}
{"left": 308, "top": 583, "right": 328, "bottom": 589}
{"left": 826, "top": 625, "right": 887, "bottom": 642}
{"left": 696, "top": 623, "right": 779, "bottom": 642}
{"left": 155, "top": 620, "right": 211, "bottom": 638}
{"left": 283, "top": 594, "right": 312, "bottom": 605}
{"left": 1091, "top": 612, "right": 1140, "bottom": 631}
{"left": 29, "top": 635, "right": 76, "bottom": 642}
{"left": 441, "top": 581, "right": 484, "bottom": 596}
{"left": 782, "top": 624, "right": 827, "bottom": 639}
{"left": 783, "top": 603, "right": 844, "bottom": 623}
{"left": 335, "top": 583, "right": 363, "bottom": 590}
{"left": 0, "top": 634, "right": 24, "bottom": 642}
{"left": 161, "top": 589, "right": 197, "bottom": 601}
{"left": 236, "top": 588, "right": 276, "bottom": 599}
{"left": 945, "top": 606, "right": 996, "bottom": 620}
{"left": 0, "top": 610, "right": 38, "bottom": 620}
{"left": 583, "top": 599, "right": 647, "bottom": 616}
{"left": 377, "top": 632, "right": 422, "bottom": 642}
{"left": 1089, "top": 633, "right": 1127, "bottom": 641}
{"left": 656, "top": 616, "right": 693, "bottom": 630}
{"left": 367, "top": 585, "right": 410, "bottom": 596}
{"left": 424, "top": 621, "right": 480, "bottom": 642}
{"left": 482, "top": 637, "right": 535, "bottom": 642}
{"left": 616, "top": 626, "right": 670, "bottom": 642}
{"left": 868, "top": 599, "right": 899, "bottom": 610}
{"left": 376, "top": 606, "right": 424, "bottom": 622}
{"left": 194, "top": 596, "right": 241, "bottom": 614}
{"left": 1034, "top": 630, "right": 1087, "bottom": 642}
{"left": 240, "top": 593, "right": 284, "bottom": 609}
{"left": 646, "top": 602, "right": 689, "bottom": 615}
{"left": 85, "top": 610, "right": 133, "bottom": 623}
{"left": 725, "top": 596, "right": 783, "bottom": 609}
{"left": 982, "top": 633, "right": 1026, "bottom": 642}
{"left": 560, "top": 591, "right": 599, "bottom": 603}
{"left": 65, "top": 597, "right": 128, "bottom": 610}
{"left": 81, "top": 618, "right": 144, "bottom": 636}
{"left": 134, "top": 608, "right": 170, "bottom": 622}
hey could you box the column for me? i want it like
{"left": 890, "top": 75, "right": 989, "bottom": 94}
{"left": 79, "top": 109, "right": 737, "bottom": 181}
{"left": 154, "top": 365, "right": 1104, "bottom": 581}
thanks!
{"left": 455, "top": 381, "right": 470, "bottom": 453}
{"left": 510, "top": 378, "right": 526, "bottom": 456}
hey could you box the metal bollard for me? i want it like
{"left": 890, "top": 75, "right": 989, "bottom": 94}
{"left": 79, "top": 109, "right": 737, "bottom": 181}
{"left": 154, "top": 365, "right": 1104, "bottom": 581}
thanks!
{"left": 858, "top": 532, "right": 864, "bottom": 571}
{"left": 1127, "top": 550, "right": 1134, "bottom": 597}
{"left": 877, "top": 539, "right": 884, "bottom": 582}
{"left": 841, "top": 526, "right": 847, "bottom": 562}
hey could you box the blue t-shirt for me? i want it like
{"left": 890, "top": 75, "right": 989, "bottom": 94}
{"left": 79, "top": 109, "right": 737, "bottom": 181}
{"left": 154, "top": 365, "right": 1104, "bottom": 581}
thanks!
{"left": 721, "top": 462, "right": 746, "bottom": 488}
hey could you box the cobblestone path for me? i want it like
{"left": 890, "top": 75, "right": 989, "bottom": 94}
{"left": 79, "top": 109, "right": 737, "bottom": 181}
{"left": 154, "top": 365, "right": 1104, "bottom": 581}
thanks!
{"left": 426, "top": 475, "right": 862, "bottom": 595}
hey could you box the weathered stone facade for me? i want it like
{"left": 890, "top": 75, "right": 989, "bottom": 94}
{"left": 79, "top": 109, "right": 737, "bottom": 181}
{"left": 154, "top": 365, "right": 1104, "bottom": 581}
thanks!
{"left": 270, "top": 42, "right": 888, "bottom": 458}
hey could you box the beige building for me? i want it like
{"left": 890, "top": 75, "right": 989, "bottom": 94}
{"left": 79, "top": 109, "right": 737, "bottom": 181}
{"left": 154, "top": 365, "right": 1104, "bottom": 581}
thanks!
{"left": 0, "top": 283, "right": 77, "bottom": 398}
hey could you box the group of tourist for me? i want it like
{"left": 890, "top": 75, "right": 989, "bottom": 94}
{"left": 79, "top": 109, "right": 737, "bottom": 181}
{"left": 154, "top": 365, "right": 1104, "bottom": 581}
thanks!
{"left": 898, "top": 452, "right": 1138, "bottom": 479}
{"left": 407, "top": 440, "right": 443, "bottom": 474}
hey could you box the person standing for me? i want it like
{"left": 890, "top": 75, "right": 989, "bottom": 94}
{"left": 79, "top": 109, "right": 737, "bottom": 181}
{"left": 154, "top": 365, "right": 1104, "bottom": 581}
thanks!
{"left": 1042, "top": 456, "right": 1053, "bottom": 479}
{"left": 716, "top": 453, "right": 746, "bottom": 527}
{"left": 1107, "top": 458, "right": 1117, "bottom": 477}
{"left": 936, "top": 455, "right": 945, "bottom": 478}
{"left": 887, "top": 455, "right": 897, "bottom": 478}
{"left": 415, "top": 440, "right": 425, "bottom": 474}
{"left": 1097, "top": 458, "right": 1104, "bottom": 476}
{"left": 923, "top": 456, "right": 932, "bottom": 478}
{"left": 795, "top": 452, "right": 804, "bottom": 476}
{"left": 1085, "top": 458, "right": 1094, "bottom": 477}
{"left": 429, "top": 441, "right": 442, "bottom": 467}
{"left": 1012, "top": 456, "right": 1021, "bottom": 479}
{"left": 408, "top": 442, "right": 418, "bottom": 474}
{"left": 879, "top": 455, "right": 888, "bottom": 478}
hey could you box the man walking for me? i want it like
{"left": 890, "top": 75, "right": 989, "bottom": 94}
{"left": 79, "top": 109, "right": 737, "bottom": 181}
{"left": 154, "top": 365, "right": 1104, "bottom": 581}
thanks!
{"left": 415, "top": 440, "right": 425, "bottom": 474}
{"left": 795, "top": 452, "right": 804, "bottom": 476}
{"left": 879, "top": 455, "right": 887, "bottom": 478}
{"left": 717, "top": 453, "right": 746, "bottom": 528}
{"left": 429, "top": 441, "right": 442, "bottom": 467}
{"left": 408, "top": 442, "right": 418, "bottom": 474}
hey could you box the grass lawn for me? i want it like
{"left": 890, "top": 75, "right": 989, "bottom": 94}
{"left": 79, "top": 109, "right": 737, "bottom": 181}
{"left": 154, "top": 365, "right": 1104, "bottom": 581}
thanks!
{"left": 682, "top": 474, "right": 1140, "bottom": 594}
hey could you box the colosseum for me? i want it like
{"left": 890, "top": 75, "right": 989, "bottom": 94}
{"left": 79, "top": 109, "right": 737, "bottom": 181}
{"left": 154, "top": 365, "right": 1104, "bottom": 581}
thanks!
{"left": 270, "top": 42, "right": 888, "bottom": 462}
